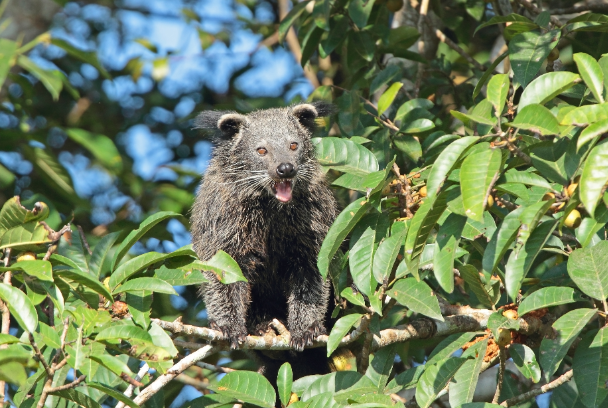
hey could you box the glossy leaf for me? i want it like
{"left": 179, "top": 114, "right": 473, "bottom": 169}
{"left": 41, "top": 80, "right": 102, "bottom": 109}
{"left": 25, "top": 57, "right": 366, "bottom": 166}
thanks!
{"left": 449, "top": 339, "right": 488, "bottom": 407}
{"left": 89, "top": 231, "right": 120, "bottom": 277}
{"left": 482, "top": 206, "right": 524, "bottom": 275}
{"left": 573, "top": 328, "right": 608, "bottom": 408}
{"left": 377, "top": 82, "right": 402, "bottom": 117}
{"left": 277, "top": 363, "right": 293, "bottom": 408}
{"left": 460, "top": 148, "right": 502, "bottom": 222}
{"left": 510, "top": 344, "right": 541, "bottom": 383}
{"left": 11, "top": 260, "right": 53, "bottom": 282}
{"left": 473, "top": 52, "right": 508, "bottom": 99}
{"left": 458, "top": 264, "right": 495, "bottom": 309}
{"left": 568, "top": 240, "right": 608, "bottom": 301}
{"left": 372, "top": 228, "right": 407, "bottom": 284}
{"left": 66, "top": 129, "right": 123, "bottom": 173}
{"left": 426, "top": 137, "right": 478, "bottom": 199}
{"left": 0, "top": 283, "right": 38, "bottom": 333}
{"left": 474, "top": 14, "right": 537, "bottom": 35}
{"left": 518, "top": 287, "right": 577, "bottom": 316}
{"left": 391, "top": 278, "right": 443, "bottom": 321}
{"left": 578, "top": 118, "right": 608, "bottom": 149}
{"left": 580, "top": 142, "right": 608, "bottom": 215}
{"left": 17, "top": 56, "right": 63, "bottom": 100}
{"left": 327, "top": 313, "right": 362, "bottom": 357}
{"left": 509, "top": 103, "right": 560, "bottom": 135}
{"left": 416, "top": 358, "right": 467, "bottom": 408}
{"left": 365, "top": 344, "right": 397, "bottom": 389}
{"left": 55, "top": 268, "right": 113, "bottom": 301}
{"left": 561, "top": 103, "right": 608, "bottom": 126}
{"left": 400, "top": 118, "right": 435, "bottom": 133}
{"left": 509, "top": 30, "right": 561, "bottom": 89}
{"left": 198, "top": 250, "right": 247, "bottom": 285}
{"left": 574, "top": 52, "right": 605, "bottom": 103}
{"left": 539, "top": 308, "right": 596, "bottom": 381}
{"left": 313, "top": 137, "right": 379, "bottom": 176}
{"left": 278, "top": 1, "right": 311, "bottom": 43}
{"left": 487, "top": 74, "right": 510, "bottom": 116}
{"left": 518, "top": 71, "right": 580, "bottom": 109}
{"left": 433, "top": 214, "right": 467, "bottom": 293}
{"left": 349, "top": 211, "right": 388, "bottom": 297}
{"left": 318, "top": 197, "right": 370, "bottom": 278}
{"left": 49, "top": 389, "right": 103, "bottom": 408}
{"left": 113, "top": 277, "right": 177, "bottom": 295}
{"left": 86, "top": 383, "right": 141, "bottom": 408}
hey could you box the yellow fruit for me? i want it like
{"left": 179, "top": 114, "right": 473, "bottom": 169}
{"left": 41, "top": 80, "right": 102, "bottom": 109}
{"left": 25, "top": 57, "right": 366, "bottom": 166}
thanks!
{"left": 502, "top": 309, "right": 518, "bottom": 320}
{"left": 419, "top": 186, "right": 427, "bottom": 198}
{"left": 566, "top": 183, "right": 578, "bottom": 197}
{"left": 486, "top": 195, "right": 494, "bottom": 208}
{"left": 16, "top": 252, "right": 37, "bottom": 262}
{"left": 386, "top": 0, "right": 404, "bottom": 12}
{"left": 289, "top": 392, "right": 299, "bottom": 405}
{"left": 542, "top": 192, "right": 555, "bottom": 201}
{"left": 564, "top": 209, "right": 582, "bottom": 229}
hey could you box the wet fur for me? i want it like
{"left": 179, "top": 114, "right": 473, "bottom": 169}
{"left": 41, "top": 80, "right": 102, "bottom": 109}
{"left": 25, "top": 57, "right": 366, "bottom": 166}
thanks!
{"left": 190, "top": 102, "right": 338, "bottom": 380}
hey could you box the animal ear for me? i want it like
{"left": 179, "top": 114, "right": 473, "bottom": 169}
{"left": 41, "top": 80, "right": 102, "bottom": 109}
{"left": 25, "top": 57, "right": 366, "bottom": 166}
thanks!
{"left": 292, "top": 102, "right": 335, "bottom": 130}
{"left": 194, "top": 111, "right": 248, "bottom": 138}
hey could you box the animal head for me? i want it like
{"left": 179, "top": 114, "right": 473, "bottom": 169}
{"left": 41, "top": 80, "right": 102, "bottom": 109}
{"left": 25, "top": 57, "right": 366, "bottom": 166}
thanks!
{"left": 195, "top": 102, "right": 334, "bottom": 203}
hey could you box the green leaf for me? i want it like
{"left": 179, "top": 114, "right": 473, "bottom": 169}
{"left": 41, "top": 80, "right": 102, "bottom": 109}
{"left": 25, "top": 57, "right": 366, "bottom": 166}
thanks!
{"left": 473, "top": 52, "right": 508, "bottom": 99}
{"left": 460, "top": 148, "right": 502, "bottom": 222}
{"left": 497, "top": 169, "right": 553, "bottom": 190}
{"left": 426, "top": 137, "right": 478, "bottom": 199}
{"left": 474, "top": 14, "right": 537, "bottom": 35}
{"left": 65, "top": 129, "right": 123, "bottom": 173}
{"left": 89, "top": 231, "right": 120, "bottom": 277}
{"left": 11, "top": 260, "right": 53, "bottom": 282}
{"left": 49, "top": 389, "right": 102, "bottom": 408}
{"left": 427, "top": 333, "right": 476, "bottom": 366}
{"left": 561, "top": 103, "right": 608, "bottom": 126}
{"left": 509, "top": 104, "right": 560, "bottom": 135}
{"left": 386, "top": 366, "right": 424, "bottom": 393}
{"left": 449, "top": 339, "right": 488, "bottom": 407}
{"left": 378, "top": 82, "right": 403, "bottom": 117}
{"left": 416, "top": 358, "right": 467, "bottom": 408}
{"left": 370, "top": 66, "right": 401, "bottom": 95}
{"left": 327, "top": 314, "right": 362, "bottom": 357}
{"left": 574, "top": 52, "right": 605, "bottom": 103}
{"left": 518, "top": 71, "right": 580, "bottom": 109}
{"left": 89, "top": 354, "right": 134, "bottom": 377}
{"left": 487, "top": 74, "right": 510, "bottom": 117}
{"left": 301, "top": 25, "right": 323, "bottom": 67}
{"left": 195, "top": 250, "right": 246, "bottom": 285}
{"left": 400, "top": 118, "right": 435, "bottom": 133}
{"left": 509, "top": 30, "right": 561, "bottom": 89}
{"left": 580, "top": 142, "right": 608, "bottom": 215}
{"left": 539, "top": 308, "right": 596, "bottom": 381}
{"left": 17, "top": 55, "right": 63, "bottom": 100}
{"left": 149, "top": 322, "right": 178, "bottom": 357}
{"left": 154, "top": 267, "right": 208, "bottom": 286}
{"left": 573, "top": 328, "right": 608, "bottom": 408}
{"left": 0, "top": 333, "right": 20, "bottom": 345}
{"left": 394, "top": 135, "right": 423, "bottom": 162}
{"left": 510, "top": 343, "right": 541, "bottom": 383}
{"left": 568, "top": 240, "right": 608, "bottom": 301}
{"left": 518, "top": 287, "right": 577, "bottom": 316}
{"left": 460, "top": 404, "right": 504, "bottom": 408}
{"left": 318, "top": 197, "right": 370, "bottom": 278}
{"left": 391, "top": 278, "right": 443, "bottom": 321}
{"left": 111, "top": 211, "right": 182, "bottom": 271}
{"left": 278, "top": 1, "right": 311, "bottom": 43}
{"left": 450, "top": 110, "right": 496, "bottom": 126}
{"left": 114, "top": 277, "right": 177, "bottom": 295}
{"left": 348, "top": 0, "right": 374, "bottom": 28}
{"left": 55, "top": 268, "right": 113, "bottom": 302}
{"left": 96, "top": 324, "right": 172, "bottom": 361}
{"left": 313, "top": 137, "right": 379, "bottom": 176}
{"left": 433, "top": 214, "right": 467, "bottom": 293}
{"left": 350, "top": 211, "right": 388, "bottom": 297}
{"left": 365, "top": 344, "right": 397, "bottom": 389}
{"left": 578, "top": 118, "right": 608, "bottom": 150}
{"left": 86, "top": 383, "right": 141, "bottom": 408}
{"left": 277, "top": 363, "right": 293, "bottom": 408}
{"left": 458, "top": 264, "right": 495, "bottom": 309}
{"left": 505, "top": 220, "right": 557, "bottom": 300}
{"left": 482, "top": 206, "right": 524, "bottom": 274}
{"left": 0, "top": 39, "right": 17, "bottom": 90}
{"left": 212, "top": 370, "right": 276, "bottom": 408}
{"left": 487, "top": 312, "right": 520, "bottom": 339}
{"left": 373, "top": 228, "right": 407, "bottom": 284}
{"left": 0, "top": 282, "right": 38, "bottom": 332}
{"left": 395, "top": 99, "right": 434, "bottom": 122}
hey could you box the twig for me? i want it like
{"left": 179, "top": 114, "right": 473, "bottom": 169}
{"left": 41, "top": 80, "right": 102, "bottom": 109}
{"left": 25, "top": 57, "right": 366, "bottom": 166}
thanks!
{"left": 77, "top": 225, "right": 92, "bottom": 255}
{"left": 197, "top": 361, "right": 235, "bottom": 374}
{"left": 132, "top": 345, "right": 219, "bottom": 406}
{"left": 48, "top": 375, "right": 86, "bottom": 392}
{"left": 415, "top": 0, "right": 431, "bottom": 97}
{"left": 175, "top": 374, "right": 210, "bottom": 391}
{"left": 115, "top": 363, "right": 149, "bottom": 408}
{"left": 423, "top": 16, "right": 486, "bottom": 72}
{"left": 500, "top": 369, "right": 574, "bottom": 406}
{"left": 120, "top": 373, "right": 144, "bottom": 388}
{"left": 29, "top": 333, "right": 53, "bottom": 376}
{"left": 512, "top": 0, "right": 563, "bottom": 28}
{"left": 277, "top": 0, "right": 320, "bottom": 88}
{"left": 391, "top": 163, "right": 413, "bottom": 218}
{"left": 492, "top": 347, "right": 506, "bottom": 404}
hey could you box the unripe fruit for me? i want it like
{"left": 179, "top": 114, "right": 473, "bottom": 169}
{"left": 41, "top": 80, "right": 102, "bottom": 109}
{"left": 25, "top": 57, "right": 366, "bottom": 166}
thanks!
{"left": 496, "top": 328, "right": 512, "bottom": 347}
{"left": 548, "top": 47, "right": 559, "bottom": 62}
{"left": 419, "top": 186, "right": 427, "bottom": 198}
{"left": 542, "top": 192, "right": 555, "bottom": 201}
{"left": 564, "top": 209, "right": 582, "bottom": 229}
{"left": 16, "top": 251, "right": 36, "bottom": 262}
{"left": 386, "top": 0, "right": 404, "bottom": 12}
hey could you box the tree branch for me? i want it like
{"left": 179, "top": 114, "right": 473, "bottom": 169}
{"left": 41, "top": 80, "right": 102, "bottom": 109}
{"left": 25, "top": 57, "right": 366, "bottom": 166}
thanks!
{"left": 552, "top": 3, "right": 608, "bottom": 14}
{"left": 512, "top": 0, "right": 563, "bottom": 28}
{"left": 115, "top": 363, "right": 149, "bottom": 408}
{"left": 131, "top": 345, "right": 219, "bottom": 406}
{"left": 500, "top": 369, "right": 574, "bottom": 406}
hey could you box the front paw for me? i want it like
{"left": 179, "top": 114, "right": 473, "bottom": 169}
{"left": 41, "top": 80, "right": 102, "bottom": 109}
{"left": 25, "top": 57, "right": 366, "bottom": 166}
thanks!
{"left": 210, "top": 322, "right": 248, "bottom": 349}
{"left": 290, "top": 321, "right": 326, "bottom": 352}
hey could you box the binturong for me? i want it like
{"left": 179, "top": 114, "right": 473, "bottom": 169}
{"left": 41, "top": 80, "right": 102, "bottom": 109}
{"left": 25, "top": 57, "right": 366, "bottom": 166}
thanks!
{"left": 190, "top": 102, "right": 338, "bottom": 381}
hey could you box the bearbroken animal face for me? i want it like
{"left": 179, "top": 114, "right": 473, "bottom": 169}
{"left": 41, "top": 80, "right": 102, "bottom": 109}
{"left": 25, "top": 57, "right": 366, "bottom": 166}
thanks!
{"left": 195, "top": 102, "right": 333, "bottom": 203}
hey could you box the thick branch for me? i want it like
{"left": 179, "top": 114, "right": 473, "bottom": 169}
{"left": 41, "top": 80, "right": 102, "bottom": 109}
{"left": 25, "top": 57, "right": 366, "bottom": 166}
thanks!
{"left": 500, "top": 369, "right": 573, "bottom": 407}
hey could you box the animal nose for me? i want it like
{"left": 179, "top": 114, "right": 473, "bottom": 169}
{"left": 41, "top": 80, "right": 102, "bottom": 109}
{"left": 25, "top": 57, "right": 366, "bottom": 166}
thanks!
{"left": 276, "top": 163, "right": 296, "bottom": 178}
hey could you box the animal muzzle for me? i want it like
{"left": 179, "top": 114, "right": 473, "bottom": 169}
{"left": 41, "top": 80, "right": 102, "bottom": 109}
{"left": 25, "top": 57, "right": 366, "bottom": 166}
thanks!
{"left": 272, "top": 179, "right": 293, "bottom": 202}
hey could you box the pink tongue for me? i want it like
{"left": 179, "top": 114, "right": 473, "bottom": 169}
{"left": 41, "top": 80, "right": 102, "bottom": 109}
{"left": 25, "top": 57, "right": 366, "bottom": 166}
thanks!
{"left": 275, "top": 181, "right": 293, "bottom": 202}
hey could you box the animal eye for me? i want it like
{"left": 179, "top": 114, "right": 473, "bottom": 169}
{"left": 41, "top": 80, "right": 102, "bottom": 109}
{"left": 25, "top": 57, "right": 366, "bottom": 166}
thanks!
{"left": 290, "top": 142, "right": 298, "bottom": 151}
{"left": 257, "top": 147, "right": 267, "bottom": 155}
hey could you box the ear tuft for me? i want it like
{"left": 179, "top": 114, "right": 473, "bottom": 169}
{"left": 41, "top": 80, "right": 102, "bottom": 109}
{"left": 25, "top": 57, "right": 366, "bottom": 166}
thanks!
{"left": 292, "top": 102, "right": 335, "bottom": 130}
{"left": 310, "top": 101, "right": 336, "bottom": 117}
{"left": 194, "top": 111, "right": 247, "bottom": 138}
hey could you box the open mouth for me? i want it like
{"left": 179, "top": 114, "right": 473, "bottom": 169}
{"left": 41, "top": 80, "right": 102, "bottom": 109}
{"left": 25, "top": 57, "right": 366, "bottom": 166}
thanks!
{"left": 271, "top": 179, "right": 293, "bottom": 202}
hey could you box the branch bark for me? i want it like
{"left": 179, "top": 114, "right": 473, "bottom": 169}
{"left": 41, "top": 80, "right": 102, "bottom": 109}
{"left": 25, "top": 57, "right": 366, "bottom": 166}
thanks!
{"left": 500, "top": 369, "right": 574, "bottom": 407}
